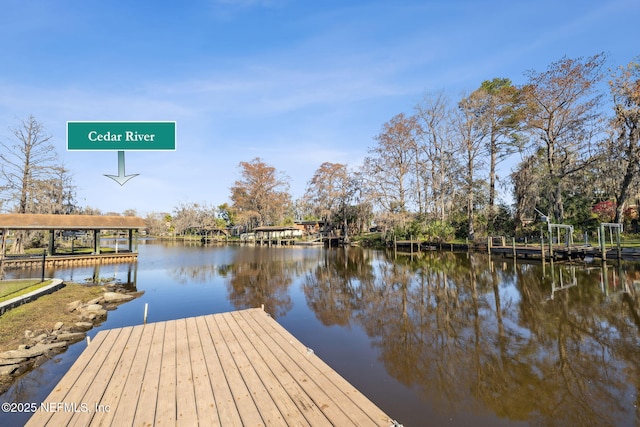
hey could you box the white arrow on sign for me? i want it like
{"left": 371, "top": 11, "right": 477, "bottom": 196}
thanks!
{"left": 104, "top": 151, "right": 139, "bottom": 186}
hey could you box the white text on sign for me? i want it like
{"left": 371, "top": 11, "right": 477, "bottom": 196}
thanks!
{"left": 87, "top": 131, "right": 156, "bottom": 142}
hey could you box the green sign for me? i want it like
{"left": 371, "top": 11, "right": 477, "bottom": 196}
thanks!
{"left": 67, "top": 121, "right": 176, "bottom": 151}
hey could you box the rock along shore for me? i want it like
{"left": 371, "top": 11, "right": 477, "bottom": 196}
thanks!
{"left": 0, "top": 284, "right": 143, "bottom": 394}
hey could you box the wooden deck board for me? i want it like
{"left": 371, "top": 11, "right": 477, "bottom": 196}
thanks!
{"left": 48, "top": 327, "right": 132, "bottom": 427}
{"left": 218, "top": 311, "right": 285, "bottom": 425}
{"left": 230, "top": 310, "right": 332, "bottom": 426}
{"left": 97, "top": 323, "right": 154, "bottom": 426}
{"left": 133, "top": 321, "right": 165, "bottom": 425}
{"left": 69, "top": 327, "right": 136, "bottom": 427}
{"left": 73, "top": 325, "right": 144, "bottom": 427}
{"left": 175, "top": 318, "right": 197, "bottom": 426}
{"left": 27, "top": 328, "right": 114, "bottom": 426}
{"left": 25, "top": 308, "right": 395, "bottom": 427}
{"left": 243, "top": 309, "right": 387, "bottom": 426}
{"left": 185, "top": 316, "right": 220, "bottom": 426}
{"left": 156, "top": 318, "right": 177, "bottom": 425}
{"left": 194, "top": 315, "right": 242, "bottom": 426}
{"left": 204, "top": 314, "right": 264, "bottom": 426}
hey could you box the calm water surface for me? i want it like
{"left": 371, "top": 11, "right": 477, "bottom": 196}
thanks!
{"left": 1, "top": 241, "right": 640, "bottom": 426}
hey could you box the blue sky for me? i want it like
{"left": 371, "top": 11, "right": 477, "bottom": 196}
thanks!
{"left": 0, "top": 0, "right": 637, "bottom": 215}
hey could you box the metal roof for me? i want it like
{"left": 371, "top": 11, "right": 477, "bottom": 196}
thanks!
{"left": 254, "top": 226, "right": 300, "bottom": 231}
{"left": 0, "top": 214, "right": 146, "bottom": 230}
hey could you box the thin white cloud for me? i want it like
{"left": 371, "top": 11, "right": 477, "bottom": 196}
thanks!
{"left": 213, "top": 0, "right": 283, "bottom": 6}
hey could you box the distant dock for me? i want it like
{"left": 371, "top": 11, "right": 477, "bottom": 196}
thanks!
{"left": 394, "top": 239, "right": 640, "bottom": 261}
{"left": 25, "top": 308, "right": 396, "bottom": 426}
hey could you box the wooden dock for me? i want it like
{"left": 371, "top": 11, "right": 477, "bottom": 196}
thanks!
{"left": 25, "top": 308, "right": 396, "bottom": 426}
{"left": 1, "top": 252, "right": 138, "bottom": 269}
{"left": 394, "top": 239, "right": 640, "bottom": 261}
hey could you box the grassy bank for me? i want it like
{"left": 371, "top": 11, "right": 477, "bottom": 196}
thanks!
{"left": 0, "top": 280, "right": 53, "bottom": 303}
{"left": 0, "top": 283, "right": 104, "bottom": 352}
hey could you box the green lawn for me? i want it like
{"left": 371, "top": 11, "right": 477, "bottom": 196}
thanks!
{"left": 0, "top": 279, "right": 53, "bottom": 303}
{"left": 23, "top": 247, "right": 117, "bottom": 255}
{"left": 620, "top": 236, "right": 640, "bottom": 247}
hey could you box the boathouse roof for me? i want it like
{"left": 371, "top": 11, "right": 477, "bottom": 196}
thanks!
{"left": 0, "top": 213, "right": 146, "bottom": 230}
{"left": 253, "top": 226, "right": 300, "bottom": 232}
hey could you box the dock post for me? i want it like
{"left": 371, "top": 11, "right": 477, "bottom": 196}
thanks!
{"left": 144, "top": 303, "right": 148, "bottom": 324}
{"left": 541, "top": 236, "right": 545, "bottom": 263}
{"left": 41, "top": 250, "right": 47, "bottom": 282}
{"left": 600, "top": 224, "right": 606, "bottom": 261}
{"left": 0, "top": 229, "right": 6, "bottom": 280}
{"left": 487, "top": 236, "right": 491, "bottom": 254}
{"left": 512, "top": 238, "right": 516, "bottom": 259}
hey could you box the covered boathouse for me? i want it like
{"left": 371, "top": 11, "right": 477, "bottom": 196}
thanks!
{"left": 0, "top": 214, "right": 146, "bottom": 269}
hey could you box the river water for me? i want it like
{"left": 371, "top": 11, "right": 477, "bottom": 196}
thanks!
{"left": 1, "top": 241, "right": 640, "bottom": 426}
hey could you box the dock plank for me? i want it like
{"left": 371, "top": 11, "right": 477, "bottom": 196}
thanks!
{"left": 245, "top": 309, "right": 392, "bottom": 426}
{"left": 230, "top": 310, "right": 332, "bottom": 426}
{"left": 244, "top": 310, "right": 366, "bottom": 425}
{"left": 175, "top": 318, "right": 197, "bottom": 426}
{"left": 67, "top": 327, "right": 134, "bottom": 426}
{"left": 155, "top": 318, "right": 177, "bottom": 425}
{"left": 25, "top": 328, "right": 114, "bottom": 426}
{"left": 132, "top": 321, "right": 166, "bottom": 425}
{"left": 57, "top": 326, "right": 133, "bottom": 427}
{"left": 218, "top": 311, "right": 285, "bottom": 425}
{"left": 204, "top": 313, "right": 264, "bottom": 426}
{"left": 184, "top": 316, "right": 220, "bottom": 426}
{"left": 97, "top": 322, "right": 155, "bottom": 426}
{"left": 75, "top": 325, "right": 144, "bottom": 426}
{"left": 25, "top": 308, "right": 395, "bottom": 427}
{"left": 195, "top": 315, "right": 242, "bottom": 426}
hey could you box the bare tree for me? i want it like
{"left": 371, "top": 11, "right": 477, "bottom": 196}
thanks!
{"left": 362, "top": 113, "right": 420, "bottom": 222}
{"left": 415, "top": 92, "right": 458, "bottom": 222}
{"left": 608, "top": 58, "right": 640, "bottom": 223}
{"left": 0, "top": 116, "right": 58, "bottom": 212}
{"left": 304, "top": 162, "right": 357, "bottom": 240}
{"left": 455, "top": 92, "right": 489, "bottom": 239}
{"left": 144, "top": 212, "right": 170, "bottom": 236}
{"left": 25, "top": 165, "right": 77, "bottom": 215}
{"left": 171, "top": 202, "right": 218, "bottom": 236}
{"left": 0, "top": 115, "right": 65, "bottom": 252}
{"left": 521, "top": 54, "right": 606, "bottom": 222}
{"left": 511, "top": 153, "right": 544, "bottom": 230}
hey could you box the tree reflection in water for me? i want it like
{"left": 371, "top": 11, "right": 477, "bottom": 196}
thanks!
{"left": 303, "top": 248, "right": 375, "bottom": 326}
{"left": 222, "top": 248, "right": 296, "bottom": 318}
{"left": 302, "top": 249, "right": 640, "bottom": 426}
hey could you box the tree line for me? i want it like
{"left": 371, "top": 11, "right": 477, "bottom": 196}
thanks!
{"left": 222, "top": 53, "right": 640, "bottom": 242}
{"left": 2, "top": 53, "right": 639, "bottom": 244}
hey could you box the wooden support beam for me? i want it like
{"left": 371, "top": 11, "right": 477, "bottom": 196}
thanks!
{"left": 94, "top": 229, "right": 101, "bottom": 254}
